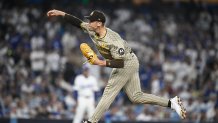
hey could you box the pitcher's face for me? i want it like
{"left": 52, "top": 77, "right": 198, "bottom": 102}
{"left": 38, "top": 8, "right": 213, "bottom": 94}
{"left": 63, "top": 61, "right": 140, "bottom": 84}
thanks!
{"left": 88, "top": 21, "right": 102, "bottom": 31}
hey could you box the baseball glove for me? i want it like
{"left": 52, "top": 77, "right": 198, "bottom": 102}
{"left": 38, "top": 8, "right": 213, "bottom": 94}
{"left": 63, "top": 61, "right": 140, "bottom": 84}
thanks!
{"left": 80, "top": 43, "right": 98, "bottom": 64}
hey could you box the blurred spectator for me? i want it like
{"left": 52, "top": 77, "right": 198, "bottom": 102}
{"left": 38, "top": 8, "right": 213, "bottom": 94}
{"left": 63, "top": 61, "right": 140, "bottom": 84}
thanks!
{"left": 61, "top": 32, "right": 78, "bottom": 55}
{"left": 45, "top": 50, "right": 60, "bottom": 76}
{"left": 136, "top": 106, "right": 153, "bottom": 121}
{"left": 151, "top": 74, "right": 160, "bottom": 95}
{"left": 30, "top": 48, "right": 45, "bottom": 76}
{"left": 30, "top": 34, "right": 45, "bottom": 50}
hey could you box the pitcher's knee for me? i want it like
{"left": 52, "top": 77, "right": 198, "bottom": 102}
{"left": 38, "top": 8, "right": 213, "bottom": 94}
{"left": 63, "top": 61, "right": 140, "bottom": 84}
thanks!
{"left": 130, "top": 92, "right": 143, "bottom": 103}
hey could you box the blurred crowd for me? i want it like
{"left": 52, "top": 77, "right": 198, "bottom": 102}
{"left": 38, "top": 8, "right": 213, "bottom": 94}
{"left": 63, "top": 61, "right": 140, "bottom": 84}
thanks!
{"left": 0, "top": 0, "right": 218, "bottom": 122}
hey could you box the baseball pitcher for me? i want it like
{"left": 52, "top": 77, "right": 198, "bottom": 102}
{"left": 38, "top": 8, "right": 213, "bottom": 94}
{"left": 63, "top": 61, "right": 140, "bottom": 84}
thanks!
{"left": 47, "top": 9, "right": 186, "bottom": 123}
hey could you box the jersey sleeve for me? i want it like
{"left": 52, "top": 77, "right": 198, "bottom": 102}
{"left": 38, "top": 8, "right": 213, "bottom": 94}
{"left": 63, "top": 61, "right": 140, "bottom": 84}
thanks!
{"left": 110, "top": 43, "right": 126, "bottom": 59}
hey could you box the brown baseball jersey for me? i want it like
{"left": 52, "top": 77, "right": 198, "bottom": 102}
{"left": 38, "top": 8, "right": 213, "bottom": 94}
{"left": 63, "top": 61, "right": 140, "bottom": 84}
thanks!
{"left": 81, "top": 22, "right": 133, "bottom": 61}
{"left": 79, "top": 22, "right": 169, "bottom": 123}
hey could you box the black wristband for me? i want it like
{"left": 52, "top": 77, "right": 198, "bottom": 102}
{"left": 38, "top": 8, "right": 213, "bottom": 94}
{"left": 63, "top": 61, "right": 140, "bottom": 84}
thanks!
{"left": 168, "top": 100, "right": 171, "bottom": 108}
{"left": 64, "top": 14, "right": 83, "bottom": 28}
{"left": 106, "top": 59, "right": 124, "bottom": 68}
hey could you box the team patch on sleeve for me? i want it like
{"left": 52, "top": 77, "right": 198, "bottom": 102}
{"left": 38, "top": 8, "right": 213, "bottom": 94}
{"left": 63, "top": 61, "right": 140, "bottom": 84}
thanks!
{"left": 118, "top": 48, "right": 125, "bottom": 55}
{"left": 110, "top": 45, "right": 125, "bottom": 59}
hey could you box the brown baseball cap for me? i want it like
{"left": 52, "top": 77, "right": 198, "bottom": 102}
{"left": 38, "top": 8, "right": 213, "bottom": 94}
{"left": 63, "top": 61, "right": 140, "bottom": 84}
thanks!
{"left": 85, "top": 10, "right": 106, "bottom": 23}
